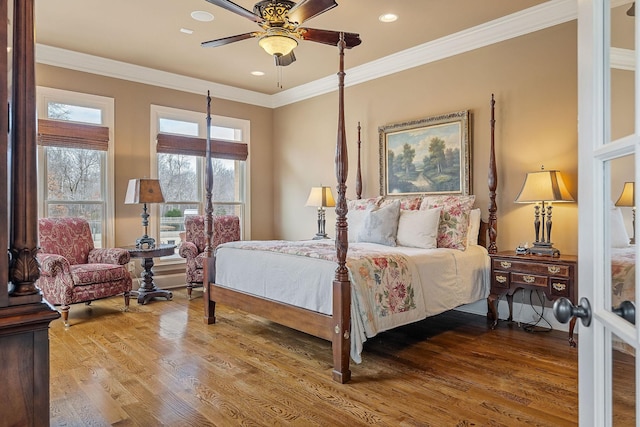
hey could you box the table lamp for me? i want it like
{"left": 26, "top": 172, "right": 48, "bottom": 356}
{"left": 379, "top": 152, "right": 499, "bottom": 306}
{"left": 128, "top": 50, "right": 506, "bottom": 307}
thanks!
{"left": 515, "top": 167, "right": 574, "bottom": 256}
{"left": 306, "top": 186, "right": 336, "bottom": 240}
{"left": 615, "top": 181, "right": 635, "bottom": 244}
{"left": 125, "top": 178, "right": 165, "bottom": 248}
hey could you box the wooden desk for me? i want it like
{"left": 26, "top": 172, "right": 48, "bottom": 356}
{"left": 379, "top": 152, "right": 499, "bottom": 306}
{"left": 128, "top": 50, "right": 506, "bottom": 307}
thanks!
{"left": 124, "top": 243, "right": 176, "bottom": 305}
{"left": 487, "top": 251, "right": 578, "bottom": 346}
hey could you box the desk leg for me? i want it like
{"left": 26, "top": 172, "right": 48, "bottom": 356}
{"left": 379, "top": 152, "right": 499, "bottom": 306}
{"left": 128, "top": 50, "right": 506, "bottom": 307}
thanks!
{"left": 569, "top": 317, "right": 577, "bottom": 347}
{"left": 132, "top": 256, "right": 173, "bottom": 304}
{"left": 487, "top": 295, "right": 499, "bottom": 329}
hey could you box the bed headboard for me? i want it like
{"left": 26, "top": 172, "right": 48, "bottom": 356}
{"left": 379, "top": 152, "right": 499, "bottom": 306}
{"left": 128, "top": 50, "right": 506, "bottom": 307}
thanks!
{"left": 352, "top": 94, "right": 498, "bottom": 253}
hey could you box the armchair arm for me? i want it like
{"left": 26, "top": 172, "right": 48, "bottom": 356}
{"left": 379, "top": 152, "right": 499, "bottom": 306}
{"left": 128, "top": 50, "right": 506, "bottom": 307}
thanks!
{"left": 88, "top": 248, "right": 131, "bottom": 265}
{"left": 179, "top": 241, "right": 199, "bottom": 260}
{"left": 37, "top": 253, "right": 71, "bottom": 277}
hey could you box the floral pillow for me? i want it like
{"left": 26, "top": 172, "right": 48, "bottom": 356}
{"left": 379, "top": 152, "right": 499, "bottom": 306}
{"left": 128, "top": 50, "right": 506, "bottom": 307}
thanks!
{"left": 347, "top": 196, "right": 382, "bottom": 211}
{"left": 379, "top": 195, "right": 423, "bottom": 211}
{"left": 420, "top": 195, "right": 476, "bottom": 250}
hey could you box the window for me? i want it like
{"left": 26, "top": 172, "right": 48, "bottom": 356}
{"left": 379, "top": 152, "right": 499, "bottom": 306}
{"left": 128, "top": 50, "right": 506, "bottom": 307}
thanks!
{"left": 151, "top": 105, "right": 250, "bottom": 249}
{"left": 36, "top": 88, "right": 115, "bottom": 247}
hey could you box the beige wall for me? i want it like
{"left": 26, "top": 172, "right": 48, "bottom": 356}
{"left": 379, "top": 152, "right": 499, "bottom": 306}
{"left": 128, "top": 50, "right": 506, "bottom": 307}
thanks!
{"left": 40, "top": 20, "right": 635, "bottom": 256}
{"left": 274, "top": 22, "right": 580, "bottom": 255}
{"left": 36, "top": 64, "right": 275, "bottom": 246}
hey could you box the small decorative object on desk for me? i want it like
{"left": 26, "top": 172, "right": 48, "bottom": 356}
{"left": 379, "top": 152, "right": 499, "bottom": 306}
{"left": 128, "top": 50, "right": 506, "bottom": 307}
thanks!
{"left": 515, "top": 243, "right": 529, "bottom": 255}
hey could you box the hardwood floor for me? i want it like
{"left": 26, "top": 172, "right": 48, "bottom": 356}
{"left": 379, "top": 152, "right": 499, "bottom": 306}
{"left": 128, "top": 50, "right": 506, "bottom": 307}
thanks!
{"left": 49, "top": 290, "right": 579, "bottom": 426}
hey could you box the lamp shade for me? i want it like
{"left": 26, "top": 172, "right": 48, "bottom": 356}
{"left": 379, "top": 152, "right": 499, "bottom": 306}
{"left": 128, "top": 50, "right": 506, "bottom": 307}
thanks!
{"left": 305, "top": 186, "right": 336, "bottom": 208}
{"left": 258, "top": 34, "right": 298, "bottom": 56}
{"left": 515, "top": 169, "right": 574, "bottom": 203}
{"left": 615, "top": 182, "right": 635, "bottom": 207}
{"left": 124, "top": 179, "right": 165, "bottom": 204}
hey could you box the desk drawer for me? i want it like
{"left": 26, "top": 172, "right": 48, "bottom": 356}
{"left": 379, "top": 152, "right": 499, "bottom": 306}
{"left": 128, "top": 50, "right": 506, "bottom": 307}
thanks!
{"left": 511, "top": 272, "right": 547, "bottom": 288}
{"left": 492, "top": 271, "right": 510, "bottom": 289}
{"left": 549, "top": 278, "right": 570, "bottom": 297}
{"left": 491, "top": 259, "right": 571, "bottom": 278}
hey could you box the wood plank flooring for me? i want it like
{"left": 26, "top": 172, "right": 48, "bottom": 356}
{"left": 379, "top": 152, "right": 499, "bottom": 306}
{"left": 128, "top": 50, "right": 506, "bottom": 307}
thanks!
{"left": 49, "top": 290, "right": 580, "bottom": 426}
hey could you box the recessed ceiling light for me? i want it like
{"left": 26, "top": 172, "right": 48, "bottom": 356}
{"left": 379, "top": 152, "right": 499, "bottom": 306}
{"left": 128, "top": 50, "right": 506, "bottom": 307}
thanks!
{"left": 251, "top": 71, "right": 265, "bottom": 76}
{"left": 378, "top": 13, "right": 398, "bottom": 23}
{"left": 191, "top": 11, "right": 214, "bottom": 22}
{"left": 180, "top": 28, "right": 194, "bottom": 35}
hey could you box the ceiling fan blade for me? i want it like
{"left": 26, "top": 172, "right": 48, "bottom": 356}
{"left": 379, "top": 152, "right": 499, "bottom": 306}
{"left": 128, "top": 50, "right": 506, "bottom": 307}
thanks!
{"left": 201, "top": 33, "right": 256, "bottom": 48}
{"left": 299, "top": 28, "right": 362, "bottom": 48}
{"left": 274, "top": 51, "right": 296, "bottom": 67}
{"left": 287, "top": 0, "right": 337, "bottom": 25}
{"left": 205, "top": 0, "right": 265, "bottom": 23}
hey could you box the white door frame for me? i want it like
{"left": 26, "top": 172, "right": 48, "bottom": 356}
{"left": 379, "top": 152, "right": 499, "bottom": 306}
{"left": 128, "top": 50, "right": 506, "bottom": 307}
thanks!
{"left": 577, "top": 0, "right": 639, "bottom": 425}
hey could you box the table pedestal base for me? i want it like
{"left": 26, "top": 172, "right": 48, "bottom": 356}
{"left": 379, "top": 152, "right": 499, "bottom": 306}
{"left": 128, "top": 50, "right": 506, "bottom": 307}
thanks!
{"left": 131, "top": 253, "right": 173, "bottom": 305}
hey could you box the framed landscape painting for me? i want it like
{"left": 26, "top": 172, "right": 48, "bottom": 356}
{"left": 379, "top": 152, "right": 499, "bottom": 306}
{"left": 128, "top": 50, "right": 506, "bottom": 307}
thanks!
{"left": 378, "top": 110, "right": 471, "bottom": 196}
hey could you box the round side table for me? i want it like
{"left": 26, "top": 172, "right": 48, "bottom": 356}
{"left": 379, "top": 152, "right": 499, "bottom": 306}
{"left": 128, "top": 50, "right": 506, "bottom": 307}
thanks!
{"left": 124, "top": 243, "right": 176, "bottom": 304}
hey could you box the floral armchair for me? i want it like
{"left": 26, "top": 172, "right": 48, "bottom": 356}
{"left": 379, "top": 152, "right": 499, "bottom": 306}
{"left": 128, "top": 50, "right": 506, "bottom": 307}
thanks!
{"left": 36, "top": 217, "right": 133, "bottom": 326}
{"left": 179, "top": 214, "right": 240, "bottom": 298}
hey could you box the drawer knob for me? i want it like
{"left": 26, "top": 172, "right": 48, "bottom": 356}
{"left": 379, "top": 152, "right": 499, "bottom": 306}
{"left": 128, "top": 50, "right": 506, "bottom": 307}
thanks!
{"left": 496, "top": 275, "right": 507, "bottom": 284}
{"left": 523, "top": 275, "right": 535, "bottom": 284}
{"left": 548, "top": 266, "right": 561, "bottom": 274}
{"left": 500, "top": 261, "right": 512, "bottom": 269}
{"left": 552, "top": 282, "right": 566, "bottom": 291}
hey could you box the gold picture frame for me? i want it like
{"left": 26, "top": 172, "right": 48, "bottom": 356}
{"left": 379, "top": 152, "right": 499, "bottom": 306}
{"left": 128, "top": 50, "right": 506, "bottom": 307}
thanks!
{"left": 378, "top": 110, "right": 471, "bottom": 196}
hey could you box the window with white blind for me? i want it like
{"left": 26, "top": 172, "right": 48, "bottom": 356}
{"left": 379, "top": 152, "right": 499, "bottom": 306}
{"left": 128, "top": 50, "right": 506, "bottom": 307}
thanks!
{"left": 150, "top": 105, "right": 250, "bottom": 249}
{"left": 36, "top": 87, "right": 115, "bottom": 247}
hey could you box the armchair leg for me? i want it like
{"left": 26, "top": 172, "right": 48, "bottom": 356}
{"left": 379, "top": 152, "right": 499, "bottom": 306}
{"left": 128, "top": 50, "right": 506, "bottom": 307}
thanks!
{"left": 60, "top": 305, "right": 70, "bottom": 327}
{"left": 187, "top": 284, "right": 193, "bottom": 300}
{"left": 123, "top": 292, "right": 130, "bottom": 312}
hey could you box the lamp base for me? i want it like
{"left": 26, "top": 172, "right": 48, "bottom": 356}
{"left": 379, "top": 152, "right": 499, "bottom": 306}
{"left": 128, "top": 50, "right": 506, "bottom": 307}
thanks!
{"left": 529, "top": 241, "right": 560, "bottom": 257}
{"left": 136, "top": 236, "right": 156, "bottom": 249}
{"left": 312, "top": 233, "right": 330, "bottom": 240}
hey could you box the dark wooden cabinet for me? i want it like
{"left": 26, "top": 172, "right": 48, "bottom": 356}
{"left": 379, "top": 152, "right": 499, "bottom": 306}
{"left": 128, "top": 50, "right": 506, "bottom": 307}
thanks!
{"left": 487, "top": 251, "right": 577, "bottom": 346}
{"left": 0, "top": 1, "right": 61, "bottom": 426}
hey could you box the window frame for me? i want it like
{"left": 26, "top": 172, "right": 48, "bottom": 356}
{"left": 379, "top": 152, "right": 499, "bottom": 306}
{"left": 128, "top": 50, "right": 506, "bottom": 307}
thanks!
{"left": 36, "top": 86, "right": 116, "bottom": 247}
{"left": 150, "top": 105, "right": 251, "bottom": 248}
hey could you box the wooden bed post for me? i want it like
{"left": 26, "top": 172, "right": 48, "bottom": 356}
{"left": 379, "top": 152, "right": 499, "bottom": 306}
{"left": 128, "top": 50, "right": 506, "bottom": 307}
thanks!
{"left": 488, "top": 94, "right": 498, "bottom": 254}
{"left": 203, "top": 92, "right": 216, "bottom": 324}
{"left": 332, "top": 33, "right": 351, "bottom": 384}
{"left": 356, "top": 122, "right": 362, "bottom": 200}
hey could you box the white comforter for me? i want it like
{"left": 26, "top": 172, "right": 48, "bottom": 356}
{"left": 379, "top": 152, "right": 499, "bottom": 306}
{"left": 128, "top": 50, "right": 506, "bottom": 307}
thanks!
{"left": 214, "top": 240, "right": 490, "bottom": 363}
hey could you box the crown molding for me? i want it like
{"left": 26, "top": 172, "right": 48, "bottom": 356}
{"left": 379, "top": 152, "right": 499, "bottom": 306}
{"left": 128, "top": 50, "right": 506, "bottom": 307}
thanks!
{"left": 271, "top": 0, "right": 578, "bottom": 107}
{"left": 36, "top": 45, "right": 274, "bottom": 108}
{"left": 37, "top": 0, "right": 588, "bottom": 109}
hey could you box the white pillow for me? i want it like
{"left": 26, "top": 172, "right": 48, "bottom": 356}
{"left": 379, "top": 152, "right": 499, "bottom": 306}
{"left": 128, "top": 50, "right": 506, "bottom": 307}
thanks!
{"left": 466, "top": 208, "right": 482, "bottom": 247}
{"left": 347, "top": 209, "right": 367, "bottom": 243}
{"left": 396, "top": 208, "right": 442, "bottom": 248}
{"left": 611, "top": 206, "right": 631, "bottom": 248}
{"left": 357, "top": 200, "right": 401, "bottom": 246}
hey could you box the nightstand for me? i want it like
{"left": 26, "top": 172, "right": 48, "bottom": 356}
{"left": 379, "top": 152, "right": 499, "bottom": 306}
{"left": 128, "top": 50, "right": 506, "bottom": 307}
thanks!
{"left": 487, "top": 251, "right": 578, "bottom": 346}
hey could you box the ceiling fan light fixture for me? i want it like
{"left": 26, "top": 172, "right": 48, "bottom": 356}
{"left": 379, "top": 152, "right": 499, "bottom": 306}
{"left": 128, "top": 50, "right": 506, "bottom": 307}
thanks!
{"left": 258, "top": 34, "right": 298, "bottom": 56}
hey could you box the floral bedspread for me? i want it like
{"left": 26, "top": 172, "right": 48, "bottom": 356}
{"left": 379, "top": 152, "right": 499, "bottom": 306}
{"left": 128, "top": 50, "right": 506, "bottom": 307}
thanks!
{"left": 219, "top": 240, "right": 425, "bottom": 362}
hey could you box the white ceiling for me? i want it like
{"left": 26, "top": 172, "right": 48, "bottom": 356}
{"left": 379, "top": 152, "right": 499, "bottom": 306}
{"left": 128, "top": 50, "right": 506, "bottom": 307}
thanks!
{"left": 34, "top": 0, "right": 549, "bottom": 97}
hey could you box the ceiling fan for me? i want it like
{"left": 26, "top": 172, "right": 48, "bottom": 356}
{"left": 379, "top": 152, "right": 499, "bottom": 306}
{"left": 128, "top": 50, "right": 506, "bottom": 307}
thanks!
{"left": 201, "top": 0, "right": 362, "bottom": 66}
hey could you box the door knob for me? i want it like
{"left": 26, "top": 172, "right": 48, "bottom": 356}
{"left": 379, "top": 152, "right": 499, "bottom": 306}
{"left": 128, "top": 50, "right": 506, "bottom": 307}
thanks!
{"left": 553, "top": 297, "right": 592, "bottom": 327}
{"left": 612, "top": 300, "right": 636, "bottom": 325}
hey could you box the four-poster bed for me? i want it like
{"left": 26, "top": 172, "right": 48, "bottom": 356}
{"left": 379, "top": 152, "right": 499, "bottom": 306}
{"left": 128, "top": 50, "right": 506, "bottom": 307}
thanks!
{"left": 202, "top": 37, "right": 498, "bottom": 383}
